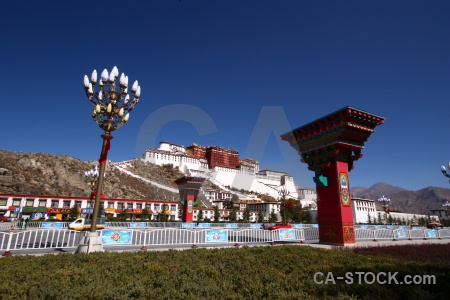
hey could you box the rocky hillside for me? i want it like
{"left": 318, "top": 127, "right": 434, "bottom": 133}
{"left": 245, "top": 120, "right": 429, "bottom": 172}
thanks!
{"left": 0, "top": 150, "right": 184, "bottom": 200}
{"left": 352, "top": 182, "right": 450, "bottom": 214}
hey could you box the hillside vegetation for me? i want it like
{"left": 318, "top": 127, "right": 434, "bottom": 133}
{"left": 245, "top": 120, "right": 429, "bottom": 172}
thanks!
{"left": 0, "top": 151, "right": 182, "bottom": 200}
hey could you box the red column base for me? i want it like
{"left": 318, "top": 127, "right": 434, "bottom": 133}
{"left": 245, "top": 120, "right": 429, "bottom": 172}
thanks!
{"left": 319, "top": 222, "right": 356, "bottom": 246}
{"left": 2, "top": 251, "right": 12, "bottom": 257}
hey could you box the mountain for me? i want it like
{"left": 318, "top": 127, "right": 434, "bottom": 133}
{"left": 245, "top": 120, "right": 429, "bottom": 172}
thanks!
{"left": 0, "top": 150, "right": 184, "bottom": 200}
{"left": 351, "top": 182, "right": 450, "bottom": 214}
{"left": 351, "top": 182, "right": 407, "bottom": 200}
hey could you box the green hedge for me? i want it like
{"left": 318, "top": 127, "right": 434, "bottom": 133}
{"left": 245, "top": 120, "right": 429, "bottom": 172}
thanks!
{"left": 0, "top": 245, "right": 449, "bottom": 300}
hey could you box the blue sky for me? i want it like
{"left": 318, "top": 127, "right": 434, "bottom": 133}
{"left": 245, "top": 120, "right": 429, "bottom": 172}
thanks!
{"left": 1, "top": 0, "right": 449, "bottom": 191}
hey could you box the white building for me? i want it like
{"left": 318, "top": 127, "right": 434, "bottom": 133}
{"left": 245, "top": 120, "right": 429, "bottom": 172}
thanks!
{"left": 191, "top": 208, "right": 258, "bottom": 222}
{"left": 352, "top": 198, "right": 378, "bottom": 224}
{"left": 297, "top": 188, "right": 317, "bottom": 209}
{"left": 351, "top": 198, "right": 438, "bottom": 224}
{"left": 246, "top": 201, "right": 282, "bottom": 222}
{"left": 0, "top": 193, "right": 179, "bottom": 221}
{"left": 142, "top": 141, "right": 299, "bottom": 200}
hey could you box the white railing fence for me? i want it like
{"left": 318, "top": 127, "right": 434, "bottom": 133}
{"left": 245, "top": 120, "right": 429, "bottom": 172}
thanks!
{"left": 2, "top": 227, "right": 449, "bottom": 254}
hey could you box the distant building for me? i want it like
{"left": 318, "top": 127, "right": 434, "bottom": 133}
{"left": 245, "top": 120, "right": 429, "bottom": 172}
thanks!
{"left": 0, "top": 193, "right": 265, "bottom": 223}
{"left": 351, "top": 197, "right": 438, "bottom": 224}
{"left": 429, "top": 208, "right": 448, "bottom": 220}
{"left": 246, "top": 201, "right": 282, "bottom": 222}
{"left": 0, "top": 193, "right": 179, "bottom": 221}
{"left": 352, "top": 198, "right": 378, "bottom": 224}
{"left": 297, "top": 188, "right": 317, "bottom": 209}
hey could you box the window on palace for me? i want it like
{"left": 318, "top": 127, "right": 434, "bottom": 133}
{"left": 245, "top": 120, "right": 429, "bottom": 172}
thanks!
{"left": 26, "top": 199, "right": 34, "bottom": 207}
{"left": 127, "top": 203, "right": 133, "bottom": 209}
{"left": 0, "top": 198, "right": 7, "bottom": 206}
{"left": 107, "top": 202, "right": 114, "bottom": 208}
{"left": 136, "top": 203, "right": 142, "bottom": 209}
{"left": 37, "top": 200, "right": 46, "bottom": 207}
{"left": 117, "top": 203, "right": 124, "bottom": 209}
{"left": 75, "top": 201, "right": 82, "bottom": 207}
{"left": 154, "top": 205, "right": 160, "bottom": 211}
{"left": 171, "top": 205, "right": 176, "bottom": 211}
{"left": 51, "top": 200, "right": 59, "bottom": 208}
{"left": 63, "top": 200, "right": 71, "bottom": 208}
{"left": 145, "top": 204, "right": 152, "bottom": 210}
{"left": 12, "top": 198, "right": 21, "bottom": 206}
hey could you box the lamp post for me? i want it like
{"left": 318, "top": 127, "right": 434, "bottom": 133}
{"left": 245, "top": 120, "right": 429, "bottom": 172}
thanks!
{"left": 377, "top": 195, "right": 391, "bottom": 224}
{"left": 84, "top": 166, "right": 99, "bottom": 221}
{"left": 76, "top": 66, "right": 141, "bottom": 253}
{"left": 440, "top": 163, "right": 450, "bottom": 183}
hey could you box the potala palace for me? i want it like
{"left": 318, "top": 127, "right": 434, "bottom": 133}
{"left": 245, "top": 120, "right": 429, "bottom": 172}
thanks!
{"left": 142, "top": 141, "right": 317, "bottom": 209}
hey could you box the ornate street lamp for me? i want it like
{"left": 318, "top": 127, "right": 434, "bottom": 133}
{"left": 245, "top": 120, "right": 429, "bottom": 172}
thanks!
{"left": 77, "top": 66, "right": 141, "bottom": 253}
{"left": 84, "top": 166, "right": 99, "bottom": 220}
{"left": 377, "top": 195, "right": 391, "bottom": 224}
{"left": 440, "top": 163, "right": 450, "bottom": 183}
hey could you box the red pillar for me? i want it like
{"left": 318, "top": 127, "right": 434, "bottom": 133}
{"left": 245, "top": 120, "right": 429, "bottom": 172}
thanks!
{"left": 175, "top": 176, "right": 205, "bottom": 223}
{"left": 182, "top": 189, "right": 196, "bottom": 222}
{"left": 316, "top": 160, "right": 355, "bottom": 245}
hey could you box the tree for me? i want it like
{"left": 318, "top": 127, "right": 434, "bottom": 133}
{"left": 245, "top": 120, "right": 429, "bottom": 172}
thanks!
{"left": 302, "top": 210, "right": 313, "bottom": 224}
{"left": 213, "top": 206, "right": 220, "bottom": 223}
{"left": 257, "top": 211, "right": 264, "bottom": 223}
{"left": 387, "top": 214, "right": 393, "bottom": 225}
{"left": 280, "top": 199, "right": 301, "bottom": 222}
{"left": 159, "top": 203, "right": 170, "bottom": 222}
{"left": 278, "top": 188, "right": 301, "bottom": 222}
{"left": 118, "top": 209, "right": 127, "bottom": 221}
{"left": 141, "top": 208, "right": 150, "bottom": 221}
{"left": 69, "top": 203, "right": 79, "bottom": 221}
{"left": 229, "top": 207, "right": 237, "bottom": 222}
{"left": 367, "top": 211, "right": 372, "bottom": 224}
{"left": 243, "top": 206, "right": 251, "bottom": 222}
{"left": 197, "top": 208, "right": 204, "bottom": 222}
{"left": 98, "top": 202, "right": 105, "bottom": 218}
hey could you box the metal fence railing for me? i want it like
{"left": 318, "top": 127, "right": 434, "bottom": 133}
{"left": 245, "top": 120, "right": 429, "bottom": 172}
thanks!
{"left": 354, "top": 228, "right": 450, "bottom": 241}
{"left": 1, "top": 228, "right": 310, "bottom": 252}
{"left": 3, "top": 221, "right": 438, "bottom": 231}
{"left": 2, "top": 226, "right": 449, "bottom": 254}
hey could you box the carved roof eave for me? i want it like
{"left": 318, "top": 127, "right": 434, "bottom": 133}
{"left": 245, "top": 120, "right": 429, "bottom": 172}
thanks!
{"left": 281, "top": 106, "right": 384, "bottom": 144}
{"left": 286, "top": 123, "right": 374, "bottom": 155}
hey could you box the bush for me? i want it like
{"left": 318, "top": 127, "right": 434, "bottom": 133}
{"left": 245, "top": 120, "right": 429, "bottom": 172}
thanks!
{"left": 0, "top": 245, "right": 448, "bottom": 299}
